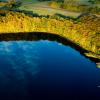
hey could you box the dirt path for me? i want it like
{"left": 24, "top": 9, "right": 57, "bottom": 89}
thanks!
{"left": 21, "top": 1, "right": 100, "bottom": 17}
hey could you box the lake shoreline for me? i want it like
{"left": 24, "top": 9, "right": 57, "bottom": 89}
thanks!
{"left": 0, "top": 32, "right": 99, "bottom": 67}
{"left": 0, "top": 10, "right": 99, "bottom": 61}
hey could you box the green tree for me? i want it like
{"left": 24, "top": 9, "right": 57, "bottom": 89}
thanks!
{"left": 6, "top": 0, "right": 22, "bottom": 10}
{"left": 88, "top": 0, "right": 100, "bottom": 4}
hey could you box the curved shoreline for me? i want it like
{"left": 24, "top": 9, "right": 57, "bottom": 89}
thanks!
{"left": 0, "top": 32, "right": 99, "bottom": 68}
{"left": 0, "top": 11, "right": 99, "bottom": 60}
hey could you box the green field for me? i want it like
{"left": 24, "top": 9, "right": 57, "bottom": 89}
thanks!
{"left": 19, "top": 0, "right": 100, "bottom": 17}
{"left": 19, "top": 0, "right": 80, "bottom": 17}
{"left": 1, "top": 0, "right": 99, "bottom": 17}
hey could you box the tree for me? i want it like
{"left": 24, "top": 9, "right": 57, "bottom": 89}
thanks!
{"left": 6, "top": 0, "right": 22, "bottom": 10}
{"left": 88, "top": 0, "right": 100, "bottom": 4}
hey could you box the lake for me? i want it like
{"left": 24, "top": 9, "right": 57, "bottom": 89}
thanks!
{"left": 0, "top": 33, "right": 100, "bottom": 100}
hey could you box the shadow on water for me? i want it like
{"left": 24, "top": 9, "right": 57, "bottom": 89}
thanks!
{"left": 0, "top": 32, "right": 100, "bottom": 100}
{"left": 0, "top": 32, "right": 99, "bottom": 65}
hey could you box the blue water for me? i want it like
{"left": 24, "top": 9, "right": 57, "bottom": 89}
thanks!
{"left": 0, "top": 40, "right": 100, "bottom": 100}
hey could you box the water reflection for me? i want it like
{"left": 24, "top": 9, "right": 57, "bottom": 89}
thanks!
{"left": 0, "top": 41, "right": 41, "bottom": 98}
{"left": 0, "top": 33, "right": 99, "bottom": 100}
{"left": 0, "top": 32, "right": 99, "bottom": 65}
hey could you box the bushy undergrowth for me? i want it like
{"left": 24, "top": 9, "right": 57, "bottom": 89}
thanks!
{"left": 49, "top": 1, "right": 100, "bottom": 15}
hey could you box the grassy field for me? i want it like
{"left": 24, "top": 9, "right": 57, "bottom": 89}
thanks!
{"left": 19, "top": 0, "right": 80, "bottom": 17}
{"left": 1, "top": 0, "right": 99, "bottom": 17}
{"left": 19, "top": 0, "right": 100, "bottom": 17}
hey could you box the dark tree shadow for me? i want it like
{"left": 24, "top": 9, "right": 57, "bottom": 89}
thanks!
{"left": 0, "top": 32, "right": 99, "bottom": 64}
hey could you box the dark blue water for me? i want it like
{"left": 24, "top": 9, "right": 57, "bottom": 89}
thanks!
{"left": 0, "top": 40, "right": 100, "bottom": 100}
